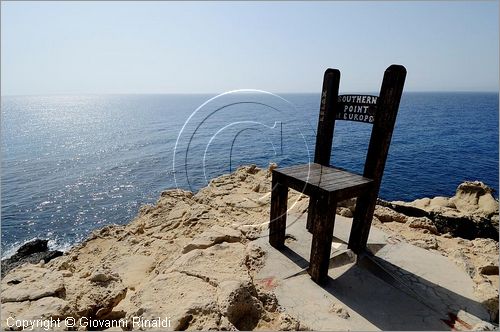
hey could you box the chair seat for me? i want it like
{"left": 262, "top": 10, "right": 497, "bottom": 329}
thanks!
{"left": 273, "top": 163, "right": 374, "bottom": 201}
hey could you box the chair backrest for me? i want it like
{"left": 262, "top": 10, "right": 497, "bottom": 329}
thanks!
{"left": 314, "top": 65, "right": 407, "bottom": 184}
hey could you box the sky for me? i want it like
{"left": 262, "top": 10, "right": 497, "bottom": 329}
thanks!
{"left": 1, "top": 1, "right": 498, "bottom": 95}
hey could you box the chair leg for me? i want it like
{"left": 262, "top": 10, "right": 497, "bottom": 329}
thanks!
{"left": 306, "top": 197, "right": 318, "bottom": 232}
{"left": 348, "top": 190, "right": 377, "bottom": 254}
{"left": 269, "top": 176, "right": 288, "bottom": 248}
{"left": 308, "top": 195, "right": 337, "bottom": 284}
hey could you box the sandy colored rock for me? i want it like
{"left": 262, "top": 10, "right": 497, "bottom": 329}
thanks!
{"left": 1, "top": 165, "right": 497, "bottom": 329}
{"left": 217, "top": 280, "right": 264, "bottom": 330}
{"left": 238, "top": 224, "right": 267, "bottom": 240}
{"left": 89, "top": 267, "right": 120, "bottom": 283}
{"left": 336, "top": 207, "right": 353, "bottom": 218}
{"left": 451, "top": 181, "right": 497, "bottom": 216}
{"left": 268, "top": 162, "right": 278, "bottom": 174}
{"left": 401, "top": 181, "right": 499, "bottom": 221}
{"left": 329, "top": 303, "right": 350, "bottom": 319}
{"left": 430, "top": 196, "right": 456, "bottom": 208}
{"left": 374, "top": 205, "right": 408, "bottom": 223}
{"left": 1, "top": 297, "right": 70, "bottom": 330}
{"left": 338, "top": 198, "right": 357, "bottom": 210}
{"left": 473, "top": 321, "right": 496, "bottom": 331}
{"left": 182, "top": 225, "right": 242, "bottom": 254}
{"left": 168, "top": 243, "right": 250, "bottom": 286}
{"left": 410, "top": 237, "right": 438, "bottom": 250}
{"left": 126, "top": 271, "right": 220, "bottom": 330}
{"left": 123, "top": 239, "right": 278, "bottom": 330}
{"left": 474, "top": 280, "right": 500, "bottom": 322}
{"left": 68, "top": 268, "right": 127, "bottom": 319}
{"left": 2, "top": 266, "right": 65, "bottom": 303}
{"left": 278, "top": 313, "right": 302, "bottom": 330}
{"left": 113, "top": 255, "right": 156, "bottom": 288}
{"left": 406, "top": 216, "right": 439, "bottom": 234}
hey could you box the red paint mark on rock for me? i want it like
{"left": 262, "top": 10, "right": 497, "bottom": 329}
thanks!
{"left": 441, "top": 312, "right": 473, "bottom": 331}
{"left": 257, "top": 277, "right": 278, "bottom": 290}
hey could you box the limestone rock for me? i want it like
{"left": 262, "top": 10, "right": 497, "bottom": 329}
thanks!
{"left": 2, "top": 266, "right": 65, "bottom": 302}
{"left": 268, "top": 162, "right": 278, "bottom": 175}
{"left": 403, "top": 181, "right": 499, "bottom": 221}
{"left": 244, "top": 242, "right": 266, "bottom": 275}
{"left": 182, "top": 225, "right": 242, "bottom": 254}
{"left": 456, "top": 309, "right": 498, "bottom": 331}
{"left": 374, "top": 206, "right": 408, "bottom": 223}
{"left": 278, "top": 313, "right": 302, "bottom": 330}
{"left": 449, "top": 250, "right": 476, "bottom": 278}
{"left": 329, "top": 302, "right": 350, "bottom": 319}
{"left": 127, "top": 271, "right": 219, "bottom": 330}
{"left": 472, "top": 321, "right": 496, "bottom": 331}
{"left": 407, "top": 216, "right": 439, "bottom": 234}
{"left": 113, "top": 255, "right": 155, "bottom": 289}
{"left": 336, "top": 207, "right": 353, "bottom": 218}
{"left": 430, "top": 196, "right": 456, "bottom": 208}
{"left": 338, "top": 198, "right": 356, "bottom": 210}
{"left": 219, "top": 316, "right": 238, "bottom": 330}
{"left": 66, "top": 269, "right": 127, "bottom": 319}
{"left": 89, "top": 267, "right": 121, "bottom": 283}
{"left": 217, "top": 280, "right": 263, "bottom": 330}
{"left": 245, "top": 164, "right": 259, "bottom": 175}
{"left": 2, "top": 167, "right": 497, "bottom": 328}
{"left": 1, "top": 297, "right": 70, "bottom": 330}
{"left": 451, "top": 181, "right": 498, "bottom": 217}
{"left": 389, "top": 181, "right": 498, "bottom": 240}
{"left": 170, "top": 243, "right": 250, "bottom": 286}
{"left": 474, "top": 281, "right": 499, "bottom": 323}
{"left": 472, "top": 238, "right": 499, "bottom": 253}
{"left": 410, "top": 237, "right": 438, "bottom": 250}
{"left": 238, "top": 224, "right": 266, "bottom": 240}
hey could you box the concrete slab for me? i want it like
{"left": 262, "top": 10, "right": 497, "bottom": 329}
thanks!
{"left": 255, "top": 212, "right": 490, "bottom": 330}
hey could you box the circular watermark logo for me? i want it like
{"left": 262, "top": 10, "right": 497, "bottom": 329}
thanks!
{"left": 173, "top": 89, "right": 316, "bottom": 230}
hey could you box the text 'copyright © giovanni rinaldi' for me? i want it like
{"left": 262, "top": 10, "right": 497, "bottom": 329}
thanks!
{"left": 5, "top": 316, "right": 172, "bottom": 330}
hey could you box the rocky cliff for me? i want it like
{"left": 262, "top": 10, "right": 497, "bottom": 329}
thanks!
{"left": 1, "top": 165, "right": 498, "bottom": 330}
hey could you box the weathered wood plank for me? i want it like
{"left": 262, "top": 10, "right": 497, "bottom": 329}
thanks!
{"left": 275, "top": 166, "right": 373, "bottom": 197}
{"left": 348, "top": 65, "right": 407, "bottom": 254}
{"left": 275, "top": 163, "right": 371, "bottom": 187}
{"left": 269, "top": 176, "right": 288, "bottom": 248}
{"left": 333, "top": 181, "right": 374, "bottom": 202}
{"left": 314, "top": 69, "right": 340, "bottom": 166}
{"left": 306, "top": 197, "right": 317, "bottom": 232}
{"left": 308, "top": 194, "right": 337, "bottom": 284}
{"left": 278, "top": 174, "right": 372, "bottom": 200}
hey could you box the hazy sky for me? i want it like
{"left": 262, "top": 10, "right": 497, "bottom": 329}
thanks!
{"left": 1, "top": 1, "right": 498, "bottom": 95}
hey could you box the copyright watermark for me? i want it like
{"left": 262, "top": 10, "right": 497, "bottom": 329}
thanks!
{"left": 5, "top": 316, "right": 172, "bottom": 330}
{"left": 6, "top": 317, "right": 62, "bottom": 331}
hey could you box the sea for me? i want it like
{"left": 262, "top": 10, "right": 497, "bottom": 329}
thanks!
{"left": 1, "top": 92, "right": 498, "bottom": 257}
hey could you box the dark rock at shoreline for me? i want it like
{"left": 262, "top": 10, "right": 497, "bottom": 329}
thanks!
{"left": 1, "top": 239, "right": 63, "bottom": 278}
{"left": 15, "top": 239, "right": 48, "bottom": 257}
{"left": 377, "top": 199, "right": 498, "bottom": 240}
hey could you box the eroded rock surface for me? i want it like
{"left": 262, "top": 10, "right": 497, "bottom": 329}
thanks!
{"left": 1, "top": 165, "right": 497, "bottom": 329}
{"left": 376, "top": 181, "right": 499, "bottom": 322}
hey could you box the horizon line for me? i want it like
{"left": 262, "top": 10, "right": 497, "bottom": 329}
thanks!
{"left": 2, "top": 90, "right": 499, "bottom": 98}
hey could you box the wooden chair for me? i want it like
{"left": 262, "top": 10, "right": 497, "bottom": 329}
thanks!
{"left": 269, "top": 65, "right": 406, "bottom": 284}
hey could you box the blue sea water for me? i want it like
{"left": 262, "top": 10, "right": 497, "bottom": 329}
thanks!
{"left": 1, "top": 92, "right": 498, "bottom": 256}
